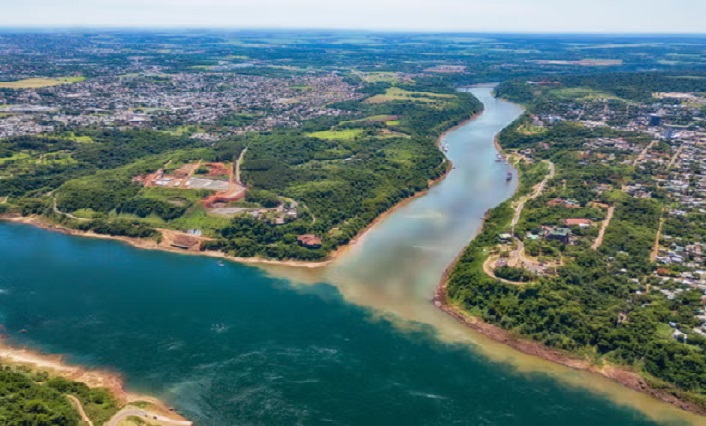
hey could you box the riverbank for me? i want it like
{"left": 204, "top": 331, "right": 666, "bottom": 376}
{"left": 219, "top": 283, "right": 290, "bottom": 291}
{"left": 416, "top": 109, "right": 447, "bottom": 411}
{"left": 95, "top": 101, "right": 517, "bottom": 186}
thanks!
{"left": 0, "top": 341, "right": 190, "bottom": 423}
{"left": 0, "top": 112, "right": 480, "bottom": 271}
{"left": 0, "top": 112, "right": 482, "bottom": 421}
{"left": 433, "top": 119, "right": 706, "bottom": 419}
{"left": 433, "top": 278, "right": 706, "bottom": 416}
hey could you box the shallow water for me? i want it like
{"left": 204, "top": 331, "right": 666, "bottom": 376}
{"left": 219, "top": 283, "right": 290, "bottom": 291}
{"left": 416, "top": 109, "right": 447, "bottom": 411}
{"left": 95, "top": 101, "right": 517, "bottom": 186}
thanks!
{"left": 0, "top": 88, "right": 701, "bottom": 425}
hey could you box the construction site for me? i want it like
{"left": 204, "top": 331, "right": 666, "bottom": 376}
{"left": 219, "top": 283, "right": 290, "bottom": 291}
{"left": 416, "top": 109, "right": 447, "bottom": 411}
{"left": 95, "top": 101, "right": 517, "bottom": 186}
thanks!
{"left": 133, "top": 158, "right": 248, "bottom": 209}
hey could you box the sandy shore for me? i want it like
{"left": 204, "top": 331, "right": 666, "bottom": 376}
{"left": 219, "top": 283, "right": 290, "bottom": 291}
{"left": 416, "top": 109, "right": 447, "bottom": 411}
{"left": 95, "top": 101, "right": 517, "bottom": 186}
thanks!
{"left": 433, "top": 128, "right": 706, "bottom": 418}
{"left": 0, "top": 341, "right": 189, "bottom": 421}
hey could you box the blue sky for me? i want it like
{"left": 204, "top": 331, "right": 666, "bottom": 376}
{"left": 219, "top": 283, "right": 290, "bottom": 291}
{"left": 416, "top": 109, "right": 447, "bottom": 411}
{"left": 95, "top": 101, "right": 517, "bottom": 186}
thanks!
{"left": 3, "top": 0, "right": 706, "bottom": 33}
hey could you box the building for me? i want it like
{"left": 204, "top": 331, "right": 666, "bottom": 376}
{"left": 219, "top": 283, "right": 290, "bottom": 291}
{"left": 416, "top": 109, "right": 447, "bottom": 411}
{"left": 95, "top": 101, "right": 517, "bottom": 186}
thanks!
{"left": 649, "top": 114, "right": 663, "bottom": 127}
{"left": 546, "top": 228, "right": 571, "bottom": 244}
{"left": 547, "top": 198, "right": 581, "bottom": 208}
{"left": 562, "top": 218, "right": 593, "bottom": 228}
{"left": 297, "top": 234, "right": 322, "bottom": 248}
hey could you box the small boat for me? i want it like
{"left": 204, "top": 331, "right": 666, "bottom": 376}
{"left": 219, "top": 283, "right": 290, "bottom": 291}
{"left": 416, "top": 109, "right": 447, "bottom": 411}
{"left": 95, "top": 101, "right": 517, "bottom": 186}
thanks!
{"left": 495, "top": 154, "right": 503, "bottom": 162}
{"left": 217, "top": 261, "right": 225, "bottom": 267}
{"left": 506, "top": 172, "right": 513, "bottom": 181}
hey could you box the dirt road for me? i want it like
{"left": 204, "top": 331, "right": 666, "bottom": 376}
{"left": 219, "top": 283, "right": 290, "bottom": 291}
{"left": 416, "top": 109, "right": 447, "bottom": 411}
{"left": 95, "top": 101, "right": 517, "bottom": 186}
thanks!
{"left": 511, "top": 160, "right": 555, "bottom": 232}
{"left": 633, "top": 140, "right": 657, "bottom": 166}
{"left": 591, "top": 205, "right": 615, "bottom": 250}
{"left": 650, "top": 217, "right": 665, "bottom": 262}
{"left": 66, "top": 395, "right": 94, "bottom": 426}
{"left": 666, "top": 144, "right": 684, "bottom": 170}
{"left": 235, "top": 147, "right": 248, "bottom": 185}
{"left": 52, "top": 196, "right": 89, "bottom": 222}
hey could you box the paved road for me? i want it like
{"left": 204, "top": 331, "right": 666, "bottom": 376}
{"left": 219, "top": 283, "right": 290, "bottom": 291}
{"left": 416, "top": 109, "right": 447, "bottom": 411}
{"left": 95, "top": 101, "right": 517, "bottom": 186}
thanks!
{"left": 106, "top": 407, "right": 193, "bottom": 426}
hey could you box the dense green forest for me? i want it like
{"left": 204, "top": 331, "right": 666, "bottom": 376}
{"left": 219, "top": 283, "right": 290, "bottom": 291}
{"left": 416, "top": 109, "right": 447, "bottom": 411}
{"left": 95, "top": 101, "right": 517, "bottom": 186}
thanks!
{"left": 0, "top": 365, "right": 118, "bottom": 425}
{"left": 496, "top": 71, "right": 706, "bottom": 104}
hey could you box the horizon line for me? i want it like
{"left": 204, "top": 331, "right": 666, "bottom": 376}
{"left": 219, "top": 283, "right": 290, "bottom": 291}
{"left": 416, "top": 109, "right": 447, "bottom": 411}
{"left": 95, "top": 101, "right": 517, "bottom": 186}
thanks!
{"left": 1, "top": 26, "right": 706, "bottom": 37}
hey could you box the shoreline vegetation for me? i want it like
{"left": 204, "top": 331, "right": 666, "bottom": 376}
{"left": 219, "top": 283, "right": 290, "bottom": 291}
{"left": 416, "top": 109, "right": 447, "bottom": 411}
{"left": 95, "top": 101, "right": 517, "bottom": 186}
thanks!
{"left": 0, "top": 110, "right": 482, "bottom": 422}
{"left": 1, "top": 89, "right": 703, "bottom": 420}
{"left": 0, "top": 342, "right": 191, "bottom": 424}
{"left": 436, "top": 90, "right": 706, "bottom": 417}
{"left": 0, "top": 112, "right": 478, "bottom": 270}
{"left": 434, "top": 264, "right": 706, "bottom": 417}
{"left": 3, "top": 86, "right": 704, "bottom": 420}
{"left": 1, "top": 78, "right": 485, "bottom": 265}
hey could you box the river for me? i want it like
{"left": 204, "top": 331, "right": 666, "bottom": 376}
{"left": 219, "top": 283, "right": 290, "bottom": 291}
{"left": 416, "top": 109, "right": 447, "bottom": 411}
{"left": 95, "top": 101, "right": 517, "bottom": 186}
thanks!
{"left": 0, "top": 87, "right": 701, "bottom": 425}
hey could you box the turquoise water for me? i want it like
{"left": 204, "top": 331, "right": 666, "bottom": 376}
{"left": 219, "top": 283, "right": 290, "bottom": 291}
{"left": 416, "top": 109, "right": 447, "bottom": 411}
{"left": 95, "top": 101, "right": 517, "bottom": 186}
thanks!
{"left": 0, "top": 88, "right": 697, "bottom": 425}
{"left": 0, "top": 223, "right": 656, "bottom": 425}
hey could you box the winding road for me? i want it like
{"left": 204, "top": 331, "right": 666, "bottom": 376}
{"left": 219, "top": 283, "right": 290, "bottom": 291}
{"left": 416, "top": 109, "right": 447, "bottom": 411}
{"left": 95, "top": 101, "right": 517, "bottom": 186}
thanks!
{"left": 106, "top": 407, "right": 193, "bottom": 426}
{"left": 482, "top": 159, "right": 557, "bottom": 286}
{"left": 52, "top": 196, "right": 89, "bottom": 221}
{"left": 66, "top": 395, "right": 93, "bottom": 426}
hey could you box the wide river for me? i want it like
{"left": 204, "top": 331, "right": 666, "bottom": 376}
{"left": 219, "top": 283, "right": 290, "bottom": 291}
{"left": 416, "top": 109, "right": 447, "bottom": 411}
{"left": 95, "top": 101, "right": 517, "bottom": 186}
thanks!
{"left": 0, "top": 87, "right": 702, "bottom": 425}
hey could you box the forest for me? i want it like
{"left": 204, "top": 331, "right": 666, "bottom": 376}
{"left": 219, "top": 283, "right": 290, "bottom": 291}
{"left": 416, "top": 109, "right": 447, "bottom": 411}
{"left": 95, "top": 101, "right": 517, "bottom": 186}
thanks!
{"left": 0, "top": 366, "right": 118, "bottom": 426}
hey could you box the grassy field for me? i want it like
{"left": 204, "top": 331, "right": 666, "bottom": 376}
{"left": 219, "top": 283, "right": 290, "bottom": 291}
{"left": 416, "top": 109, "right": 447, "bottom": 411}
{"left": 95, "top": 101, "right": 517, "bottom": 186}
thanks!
{"left": 163, "top": 125, "right": 201, "bottom": 136}
{"left": 38, "top": 152, "right": 76, "bottom": 166}
{"left": 0, "top": 152, "right": 32, "bottom": 165}
{"left": 517, "top": 124, "right": 548, "bottom": 135}
{"left": 45, "top": 132, "right": 94, "bottom": 143}
{"left": 341, "top": 115, "right": 399, "bottom": 126}
{"left": 168, "top": 208, "right": 232, "bottom": 235}
{"left": 66, "top": 134, "right": 94, "bottom": 143}
{"left": 0, "top": 76, "right": 85, "bottom": 89}
{"left": 366, "top": 87, "right": 455, "bottom": 104}
{"left": 360, "top": 72, "right": 402, "bottom": 84}
{"left": 551, "top": 87, "right": 619, "bottom": 101}
{"left": 139, "top": 187, "right": 211, "bottom": 204}
{"left": 307, "top": 128, "right": 364, "bottom": 141}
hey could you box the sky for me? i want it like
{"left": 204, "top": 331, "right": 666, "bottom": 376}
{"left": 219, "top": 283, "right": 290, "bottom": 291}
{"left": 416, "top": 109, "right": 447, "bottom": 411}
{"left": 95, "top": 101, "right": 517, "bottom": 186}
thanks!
{"left": 3, "top": 0, "right": 706, "bottom": 33}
